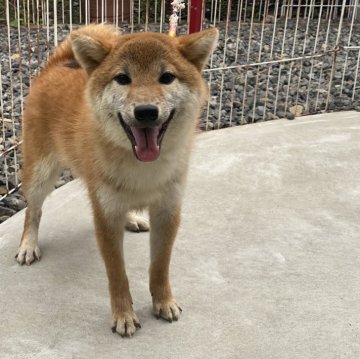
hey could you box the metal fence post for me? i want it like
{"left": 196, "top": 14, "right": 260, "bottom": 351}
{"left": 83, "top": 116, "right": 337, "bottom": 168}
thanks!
{"left": 189, "top": 0, "right": 203, "bottom": 33}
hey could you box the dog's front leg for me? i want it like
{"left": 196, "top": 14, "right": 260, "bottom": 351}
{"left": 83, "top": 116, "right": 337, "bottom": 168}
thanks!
{"left": 90, "top": 196, "right": 141, "bottom": 337}
{"left": 149, "top": 191, "right": 183, "bottom": 322}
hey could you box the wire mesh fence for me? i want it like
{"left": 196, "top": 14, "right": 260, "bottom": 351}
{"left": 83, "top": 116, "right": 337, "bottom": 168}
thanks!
{"left": 0, "top": 0, "right": 359, "bottom": 220}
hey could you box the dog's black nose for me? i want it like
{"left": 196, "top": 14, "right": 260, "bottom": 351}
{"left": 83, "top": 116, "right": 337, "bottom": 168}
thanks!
{"left": 134, "top": 105, "right": 159, "bottom": 122}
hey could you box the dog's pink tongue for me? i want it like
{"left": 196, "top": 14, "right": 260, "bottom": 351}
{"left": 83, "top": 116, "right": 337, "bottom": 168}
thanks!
{"left": 130, "top": 127, "right": 160, "bottom": 161}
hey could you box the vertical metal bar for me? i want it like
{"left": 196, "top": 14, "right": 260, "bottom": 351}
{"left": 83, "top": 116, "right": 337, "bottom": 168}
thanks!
{"left": 54, "top": 0, "right": 58, "bottom": 46}
{"left": 32, "top": 0, "right": 36, "bottom": 23}
{"left": 315, "top": 0, "right": 334, "bottom": 111}
{"left": 145, "top": 0, "right": 149, "bottom": 31}
{"left": 42, "top": 0, "right": 45, "bottom": 24}
{"left": 202, "top": 0, "right": 207, "bottom": 27}
{"left": 236, "top": 0, "right": 241, "bottom": 21}
{"left": 22, "top": 0, "right": 26, "bottom": 26}
{"left": 12, "top": 0, "right": 23, "bottom": 186}
{"left": 226, "top": 0, "right": 243, "bottom": 126}
{"left": 0, "top": 60, "right": 9, "bottom": 192}
{"left": 154, "top": 0, "right": 158, "bottom": 24}
{"left": 284, "top": 0, "right": 301, "bottom": 113}
{"left": 85, "top": 0, "right": 88, "bottom": 24}
{"left": 36, "top": 0, "right": 41, "bottom": 65}
{"left": 16, "top": 0, "right": 24, "bottom": 117}
{"left": 262, "top": 0, "right": 280, "bottom": 120}
{"left": 116, "top": 0, "right": 119, "bottom": 27}
{"left": 304, "top": 0, "right": 308, "bottom": 18}
{"left": 326, "top": 0, "right": 346, "bottom": 111}
{"left": 340, "top": 0, "right": 358, "bottom": 95}
{"left": 101, "top": 0, "right": 104, "bottom": 23}
{"left": 159, "top": 0, "right": 164, "bottom": 33}
{"left": 62, "top": 0, "right": 65, "bottom": 24}
{"left": 46, "top": 0, "right": 49, "bottom": 53}
{"left": 304, "top": 0, "right": 324, "bottom": 112}
{"left": 251, "top": 0, "right": 268, "bottom": 122}
{"left": 218, "top": 0, "right": 221, "bottom": 23}
{"left": 274, "top": 0, "right": 291, "bottom": 116}
{"left": 244, "top": 0, "right": 247, "bottom": 21}
{"left": 259, "top": 0, "right": 271, "bottom": 121}
{"left": 334, "top": 0, "right": 339, "bottom": 18}
{"left": 130, "top": 0, "right": 135, "bottom": 32}
{"left": 69, "top": 0, "right": 73, "bottom": 30}
{"left": 240, "top": 0, "right": 256, "bottom": 123}
{"left": 204, "top": 0, "right": 219, "bottom": 130}
{"left": 212, "top": 0, "right": 218, "bottom": 26}
{"left": 189, "top": 0, "right": 203, "bottom": 33}
{"left": 289, "top": 0, "right": 294, "bottom": 18}
{"left": 96, "top": 0, "right": 99, "bottom": 23}
{"left": 352, "top": 49, "right": 360, "bottom": 101}
{"left": 26, "top": 0, "right": 32, "bottom": 87}
{"left": 5, "top": 0, "right": 15, "bottom": 188}
{"left": 113, "top": 0, "right": 116, "bottom": 24}
{"left": 216, "top": 0, "right": 232, "bottom": 129}
{"left": 0, "top": 61, "right": 5, "bottom": 160}
{"left": 294, "top": 0, "right": 314, "bottom": 110}
{"left": 188, "top": 0, "right": 191, "bottom": 29}
{"left": 210, "top": 0, "right": 214, "bottom": 22}
{"left": 122, "top": 0, "right": 124, "bottom": 23}
{"left": 138, "top": 0, "right": 141, "bottom": 24}
{"left": 326, "top": 1, "right": 330, "bottom": 19}
{"left": 258, "top": 0, "right": 263, "bottom": 22}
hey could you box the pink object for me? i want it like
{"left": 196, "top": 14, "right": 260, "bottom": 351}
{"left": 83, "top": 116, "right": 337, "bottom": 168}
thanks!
{"left": 169, "top": 0, "right": 185, "bottom": 37}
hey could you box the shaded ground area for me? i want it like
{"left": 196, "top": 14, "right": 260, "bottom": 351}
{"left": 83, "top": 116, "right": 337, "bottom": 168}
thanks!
{"left": 0, "top": 112, "right": 360, "bottom": 359}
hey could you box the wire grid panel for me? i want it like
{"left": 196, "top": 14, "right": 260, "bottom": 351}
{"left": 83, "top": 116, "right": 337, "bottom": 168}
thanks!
{"left": 0, "top": 0, "right": 360, "bottom": 198}
{"left": 202, "top": 0, "right": 360, "bottom": 129}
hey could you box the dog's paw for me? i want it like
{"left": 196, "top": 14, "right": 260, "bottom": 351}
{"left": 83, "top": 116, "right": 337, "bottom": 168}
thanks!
{"left": 15, "top": 243, "right": 41, "bottom": 265}
{"left": 111, "top": 310, "right": 141, "bottom": 337}
{"left": 153, "top": 298, "right": 182, "bottom": 323}
{"left": 125, "top": 211, "right": 149, "bottom": 232}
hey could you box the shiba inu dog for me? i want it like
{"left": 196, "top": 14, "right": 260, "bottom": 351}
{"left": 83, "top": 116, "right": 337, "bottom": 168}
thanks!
{"left": 15, "top": 24, "right": 218, "bottom": 337}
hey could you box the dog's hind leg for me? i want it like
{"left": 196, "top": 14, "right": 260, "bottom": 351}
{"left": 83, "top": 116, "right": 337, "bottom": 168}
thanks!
{"left": 16, "top": 154, "right": 61, "bottom": 265}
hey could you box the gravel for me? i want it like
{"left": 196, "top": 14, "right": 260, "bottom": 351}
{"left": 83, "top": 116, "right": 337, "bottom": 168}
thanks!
{"left": 1, "top": 18, "right": 360, "bottom": 220}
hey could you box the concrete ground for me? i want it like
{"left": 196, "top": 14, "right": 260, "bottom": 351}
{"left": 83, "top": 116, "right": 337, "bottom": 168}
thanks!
{"left": 0, "top": 111, "right": 360, "bottom": 359}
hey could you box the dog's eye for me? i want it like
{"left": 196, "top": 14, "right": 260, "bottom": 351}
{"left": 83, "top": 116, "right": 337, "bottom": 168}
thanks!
{"left": 114, "top": 73, "right": 131, "bottom": 85}
{"left": 159, "top": 72, "right": 176, "bottom": 85}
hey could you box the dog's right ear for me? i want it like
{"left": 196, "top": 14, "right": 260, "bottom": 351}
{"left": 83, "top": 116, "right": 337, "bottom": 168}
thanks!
{"left": 177, "top": 28, "right": 219, "bottom": 72}
{"left": 71, "top": 34, "right": 111, "bottom": 73}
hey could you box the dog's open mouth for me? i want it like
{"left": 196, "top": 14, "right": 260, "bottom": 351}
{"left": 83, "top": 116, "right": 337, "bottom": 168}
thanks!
{"left": 118, "top": 109, "right": 175, "bottom": 162}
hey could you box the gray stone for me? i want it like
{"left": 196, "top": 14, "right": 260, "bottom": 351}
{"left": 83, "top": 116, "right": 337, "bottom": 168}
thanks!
{"left": 276, "top": 110, "right": 286, "bottom": 118}
{"left": 3, "top": 196, "right": 27, "bottom": 211}
{"left": 265, "top": 112, "right": 278, "bottom": 121}
{"left": 286, "top": 112, "right": 296, "bottom": 120}
{"left": 0, "top": 215, "right": 10, "bottom": 223}
{"left": 0, "top": 206, "right": 16, "bottom": 217}
{"left": 256, "top": 106, "right": 265, "bottom": 116}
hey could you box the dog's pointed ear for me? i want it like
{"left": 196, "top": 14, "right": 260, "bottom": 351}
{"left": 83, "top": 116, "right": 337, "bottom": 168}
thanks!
{"left": 177, "top": 28, "right": 219, "bottom": 71}
{"left": 71, "top": 34, "right": 111, "bottom": 73}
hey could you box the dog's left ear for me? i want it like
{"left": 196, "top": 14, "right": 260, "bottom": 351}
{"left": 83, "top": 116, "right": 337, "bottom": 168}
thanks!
{"left": 177, "top": 28, "right": 219, "bottom": 71}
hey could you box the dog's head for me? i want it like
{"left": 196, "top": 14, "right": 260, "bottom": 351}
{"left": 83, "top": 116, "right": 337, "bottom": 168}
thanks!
{"left": 71, "top": 25, "right": 218, "bottom": 162}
